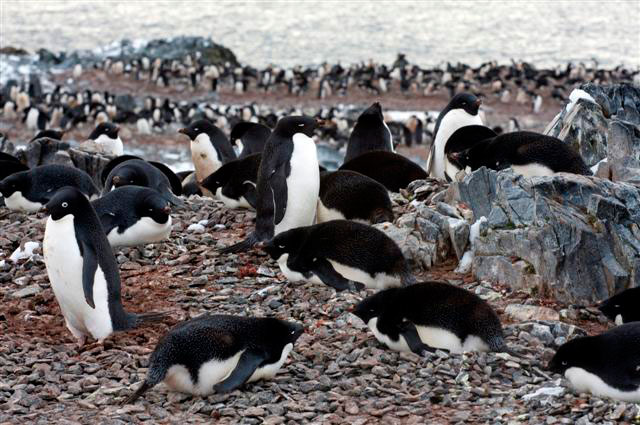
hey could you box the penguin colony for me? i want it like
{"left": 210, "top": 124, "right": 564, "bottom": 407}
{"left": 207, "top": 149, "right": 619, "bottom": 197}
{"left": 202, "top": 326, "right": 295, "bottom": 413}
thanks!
{"left": 1, "top": 88, "right": 639, "bottom": 406}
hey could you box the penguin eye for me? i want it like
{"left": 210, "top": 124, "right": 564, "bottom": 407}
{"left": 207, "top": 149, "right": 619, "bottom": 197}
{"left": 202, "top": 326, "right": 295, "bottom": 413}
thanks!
{"left": 461, "top": 102, "right": 467, "bottom": 106}
{"left": 62, "top": 202, "right": 68, "bottom": 208}
{"left": 290, "top": 330, "right": 295, "bottom": 335}
{"left": 615, "top": 304, "right": 620, "bottom": 308}
{"left": 561, "top": 361, "right": 568, "bottom": 366}
{"left": 298, "top": 123, "right": 305, "bottom": 127}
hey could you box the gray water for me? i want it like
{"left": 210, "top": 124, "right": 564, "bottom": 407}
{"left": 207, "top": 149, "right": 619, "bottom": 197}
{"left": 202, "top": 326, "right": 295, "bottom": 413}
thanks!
{"left": 1, "top": 1, "right": 639, "bottom": 68}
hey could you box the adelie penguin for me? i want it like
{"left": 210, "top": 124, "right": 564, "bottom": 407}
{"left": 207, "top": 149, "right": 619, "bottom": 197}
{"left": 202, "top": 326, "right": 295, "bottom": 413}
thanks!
{"left": 353, "top": 281, "right": 510, "bottom": 355}
{"left": 200, "top": 153, "right": 261, "bottom": 209}
{"left": 263, "top": 220, "right": 413, "bottom": 291}
{"left": 448, "top": 131, "right": 592, "bottom": 177}
{"left": 599, "top": 287, "right": 640, "bottom": 325}
{"left": 42, "top": 187, "right": 167, "bottom": 346}
{"left": 87, "top": 122, "right": 123, "bottom": 156}
{"left": 221, "top": 116, "right": 322, "bottom": 253}
{"left": 317, "top": 170, "right": 393, "bottom": 224}
{"left": 178, "top": 119, "right": 237, "bottom": 192}
{"left": 92, "top": 186, "right": 172, "bottom": 247}
{"left": 549, "top": 322, "right": 640, "bottom": 402}
{"left": 230, "top": 121, "right": 271, "bottom": 158}
{"left": 344, "top": 102, "right": 393, "bottom": 163}
{"left": 0, "top": 164, "right": 98, "bottom": 212}
{"left": 426, "top": 93, "right": 483, "bottom": 181}
{"left": 339, "top": 151, "right": 427, "bottom": 192}
{"left": 123, "top": 314, "right": 304, "bottom": 403}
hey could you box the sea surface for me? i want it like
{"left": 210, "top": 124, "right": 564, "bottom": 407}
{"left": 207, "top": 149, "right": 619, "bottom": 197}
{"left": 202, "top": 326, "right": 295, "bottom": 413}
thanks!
{"left": 1, "top": 0, "right": 639, "bottom": 68}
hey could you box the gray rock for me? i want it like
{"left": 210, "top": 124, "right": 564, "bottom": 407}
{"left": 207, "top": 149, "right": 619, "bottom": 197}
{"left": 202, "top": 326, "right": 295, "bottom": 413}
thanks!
{"left": 12, "top": 284, "right": 41, "bottom": 298}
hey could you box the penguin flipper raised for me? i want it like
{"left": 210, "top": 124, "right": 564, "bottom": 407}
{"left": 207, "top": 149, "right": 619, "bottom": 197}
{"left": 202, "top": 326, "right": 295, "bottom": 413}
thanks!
{"left": 213, "top": 350, "right": 265, "bottom": 394}
{"left": 79, "top": 240, "right": 98, "bottom": 309}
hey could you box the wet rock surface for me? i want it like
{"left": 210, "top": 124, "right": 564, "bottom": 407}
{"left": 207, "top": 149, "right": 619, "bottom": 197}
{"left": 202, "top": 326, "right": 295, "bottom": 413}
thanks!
{"left": 0, "top": 194, "right": 634, "bottom": 424}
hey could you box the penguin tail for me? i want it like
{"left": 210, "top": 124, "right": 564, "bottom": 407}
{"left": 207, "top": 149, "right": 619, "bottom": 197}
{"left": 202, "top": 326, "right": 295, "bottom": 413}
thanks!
{"left": 219, "top": 232, "right": 259, "bottom": 254}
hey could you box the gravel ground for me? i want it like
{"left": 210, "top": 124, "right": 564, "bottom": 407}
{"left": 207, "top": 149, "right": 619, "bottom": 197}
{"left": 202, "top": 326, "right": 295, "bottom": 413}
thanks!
{"left": 1, "top": 196, "right": 639, "bottom": 425}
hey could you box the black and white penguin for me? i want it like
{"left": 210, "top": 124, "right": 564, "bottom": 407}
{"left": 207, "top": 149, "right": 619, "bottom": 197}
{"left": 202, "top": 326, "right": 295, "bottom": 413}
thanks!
{"left": 344, "top": 102, "right": 393, "bottom": 163}
{"left": 87, "top": 122, "right": 123, "bottom": 156}
{"left": 448, "top": 131, "right": 592, "bottom": 177}
{"left": 318, "top": 170, "right": 393, "bottom": 224}
{"left": 548, "top": 323, "right": 640, "bottom": 402}
{"left": 200, "top": 153, "right": 261, "bottom": 209}
{"left": 353, "top": 281, "right": 509, "bottom": 354}
{"left": 440, "top": 125, "right": 497, "bottom": 180}
{"left": 123, "top": 314, "right": 304, "bottom": 402}
{"left": 221, "top": 116, "right": 322, "bottom": 253}
{"left": 103, "top": 158, "right": 183, "bottom": 206}
{"left": 92, "top": 186, "right": 172, "bottom": 247}
{"left": 339, "top": 151, "right": 427, "bottom": 192}
{"left": 263, "top": 220, "right": 413, "bottom": 291}
{"left": 0, "top": 164, "right": 98, "bottom": 212}
{"left": 599, "top": 287, "right": 640, "bottom": 325}
{"left": 426, "top": 93, "right": 483, "bottom": 180}
{"left": 24, "top": 106, "right": 49, "bottom": 131}
{"left": 229, "top": 121, "right": 271, "bottom": 158}
{"left": 178, "top": 120, "right": 237, "bottom": 185}
{"left": 176, "top": 170, "right": 202, "bottom": 197}
{"left": 42, "top": 187, "right": 167, "bottom": 346}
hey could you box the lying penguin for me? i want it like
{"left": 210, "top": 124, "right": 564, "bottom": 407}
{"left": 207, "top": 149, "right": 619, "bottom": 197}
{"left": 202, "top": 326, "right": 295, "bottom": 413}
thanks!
{"left": 448, "top": 131, "right": 592, "bottom": 177}
{"left": 123, "top": 314, "right": 304, "bottom": 403}
{"left": 317, "top": 170, "right": 393, "bottom": 224}
{"left": 599, "top": 287, "right": 640, "bottom": 325}
{"left": 353, "top": 281, "right": 510, "bottom": 354}
{"left": 92, "top": 186, "right": 172, "bottom": 247}
{"left": 339, "top": 151, "right": 427, "bottom": 192}
{"left": 549, "top": 322, "right": 640, "bottom": 402}
{"left": 263, "top": 220, "right": 413, "bottom": 291}
{"left": 0, "top": 164, "right": 99, "bottom": 212}
{"left": 42, "top": 187, "right": 167, "bottom": 347}
{"left": 200, "top": 153, "right": 261, "bottom": 209}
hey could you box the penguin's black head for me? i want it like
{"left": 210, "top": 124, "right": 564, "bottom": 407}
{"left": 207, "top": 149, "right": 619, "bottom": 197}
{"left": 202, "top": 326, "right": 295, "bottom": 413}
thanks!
{"left": 263, "top": 227, "right": 308, "bottom": 260}
{"left": 599, "top": 288, "right": 639, "bottom": 324}
{"left": 273, "top": 116, "right": 321, "bottom": 139}
{"left": 447, "top": 93, "right": 482, "bottom": 116}
{"left": 178, "top": 119, "right": 216, "bottom": 141}
{"left": 0, "top": 171, "right": 29, "bottom": 198}
{"left": 88, "top": 122, "right": 119, "bottom": 140}
{"left": 265, "top": 318, "right": 305, "bottom": 346}
{"left": 353, "top": 289, "right": 395, "bottom": 323}
{"left": 111, "top": 166, "right": 146, "bottom": 189}
{"left": 447, "top": 141, "right": 497, "bottom": 172}
{"left": 44, "top": 186, "right": 87, "bottom": 220}
{"left": 359, "top": 102, "right": 384, "bottom": 122}
{"left": 200, "top": 162, "right": 236, "bottom": 193}
{"left": 548, "top": 336, "right": 591, "bottom": 375}
{"left": 138, "top": 189, "right": 171, "bottom": 224}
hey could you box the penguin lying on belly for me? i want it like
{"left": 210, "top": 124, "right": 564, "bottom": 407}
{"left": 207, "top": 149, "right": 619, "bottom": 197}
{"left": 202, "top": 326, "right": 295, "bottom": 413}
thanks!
{"left": 448, "top": 131, "right": 592, "bottom": 177}
{"left": 549, "top": 323, "right": 640, "bottom": 402}
{"left": 353, "top": 281, "right": 510, "bottom": 355}
{"left": 263, "top": 220, "right": 413, "bottom": 291}
{"left": 200, "top": 153, "right": 261, "bottom": 209}
{"left": 92, "top": 186, "right": 172, "bottom": 247}
{"left": 598, "top": 287, "right": 640, "bottom": 325}
{"left": 123, "top": 314, "right": 304, "bottom": 403}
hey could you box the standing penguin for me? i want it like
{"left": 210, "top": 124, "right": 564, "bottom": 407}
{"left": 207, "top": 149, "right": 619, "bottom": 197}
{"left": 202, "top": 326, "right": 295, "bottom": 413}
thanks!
{"left": 178, "top": 120, "right": 236, "bottom": 186}
{"left": 87, "top": 122, "right": 123, "bottom": 156}
{"left": 353, "top": 281, "right": 509, "bottom": 354}
{"left": 123, "top": 314, "right": 304, "bottom": 402}
{"left": 92, "top": 186, "right": 172, "bottom": 247}
{"left": 230, "top": 121, "right": 271, "bottom": 158}
{"left": 426, "top": 93, "right": 483, "bottom": 180}
{"left": 548, "top": 323, "right": 640, "bottom": 402}
{"left": 42, "top": 187, "right": 167, "bottom": 346}
{"left": 344, "top": 102, "right": 393, "bottom": 162}
{"left": 221, "top": 116, "right": 322, "bottom": 253}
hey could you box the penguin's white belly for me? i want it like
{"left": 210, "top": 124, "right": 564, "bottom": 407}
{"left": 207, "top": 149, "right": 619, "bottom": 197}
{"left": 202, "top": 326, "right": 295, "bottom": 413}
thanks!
{"left": 215, "top": 187, "right": 252, "bottom": 210}
{"left": 274, "top": 133, "right": 320, "bottom": 235}
{"left": 429, "top": 110, "right": 482, "bottom": 179}
{"left": 565, "top": 367, "right": 640, "bottom": 402}
{"left": 43, "top": 215, "right": 113, "bottom": 340}
{"left": 326, "top": 259, "right": 401, "bottom": 290}
{"left": 367, "top": 318, "right": 488, "bottom": 354}
{"left": 191, "top": 134, "right": 221, "bottom": 181}
{"left": 249, "top": 342, "right": 293, "bottom": 382}
{"left": 165, "top": 351, "right": 243, "bottom": 396}
{"left": 615, "top": 314, "right": 624, "bottom": 325}
{"left": 94, "top": 134, "right": 124, "bottom": 156}
{"left": 107, "top": 216, "right": 172, "bottom": 247}
{"left": 277, "top": 254, "right": 322, "bottom": 285}
{"left": 4, "top": 191, "right": 42, "bottom": 212}
{"left": 511, "top": 163, "right": 555, "bottom": 178}
{"left": 316, "top": 199, "right": 346, "bottom": 223}
{"left": 26, "top": 108, "right": 39, "bottom": 130}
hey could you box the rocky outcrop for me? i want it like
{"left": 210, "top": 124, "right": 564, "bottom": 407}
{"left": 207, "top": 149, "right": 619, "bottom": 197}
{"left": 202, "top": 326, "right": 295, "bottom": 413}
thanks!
{"left": 450, "top": 167, "right": 640, "bottom": 304}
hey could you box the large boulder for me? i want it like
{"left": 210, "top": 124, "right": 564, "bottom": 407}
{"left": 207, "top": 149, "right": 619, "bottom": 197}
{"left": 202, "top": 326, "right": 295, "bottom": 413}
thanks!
{"left": 451, "top": 167, "right": 640, "bottom": 304}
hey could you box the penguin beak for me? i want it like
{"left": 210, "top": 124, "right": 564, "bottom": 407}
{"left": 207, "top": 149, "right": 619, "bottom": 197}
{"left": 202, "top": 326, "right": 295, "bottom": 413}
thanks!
{"left": 178, "top": 128, "right": 188, "bottom": 138}
{"left": 448, "top": 151, "right": 461, "bottom": 162}
{"left": 162, "top": 205, "right": 171, "bottom": 214}
{"left": 475, "top": 99, "right": 482, "bottom": 108}
{"left": 255, "top": 241, "right": 267, "bottom": 250}
{"left": 40, "top": 205, "right": 48, "bottom": 214}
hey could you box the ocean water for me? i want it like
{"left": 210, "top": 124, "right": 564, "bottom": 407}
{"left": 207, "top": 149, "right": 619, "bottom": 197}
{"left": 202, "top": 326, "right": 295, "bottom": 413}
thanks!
{"left": 1, "top": 1, "right": 639, "bottom": 68}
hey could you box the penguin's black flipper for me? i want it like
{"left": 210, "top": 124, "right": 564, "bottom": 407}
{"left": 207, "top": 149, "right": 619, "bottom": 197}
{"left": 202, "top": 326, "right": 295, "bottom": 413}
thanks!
{"left": 307, "top": 257, "right": 365, "bottom": 292}
{"left": 79, "top": 240, "right": 98, "bottom": 309}
{"left": 243, "top": 185, "right": 258, "bottom": 209}
{"left": 399, "top": 321, "right": 438, "bottom": 356}
{"left": 122, "top": 381, "right": 151, "bottom": 405}
{"left": 271, "top": 164, "right": 289, "bottom": 225}
{"left": 213, "top": 350, "right": 265, "bottom": 394}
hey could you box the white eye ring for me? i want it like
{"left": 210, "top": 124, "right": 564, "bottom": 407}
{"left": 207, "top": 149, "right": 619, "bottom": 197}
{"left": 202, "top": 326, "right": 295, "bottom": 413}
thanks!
{"left": 278, "top": 245, "right": 285, "bottom": 249}
{"left": 298, "top": 123, "right": 304, "bottom": 127}
{"left": 62, "top": 202, "right": 68, "bottom": 208}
